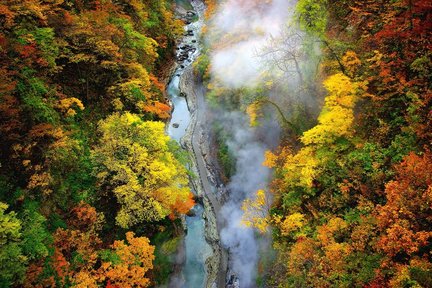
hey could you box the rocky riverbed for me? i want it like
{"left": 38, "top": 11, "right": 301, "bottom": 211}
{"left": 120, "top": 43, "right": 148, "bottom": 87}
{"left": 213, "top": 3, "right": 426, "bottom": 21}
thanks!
{"left": 166, "top": 1, "right": 228, "bottom": 287}
{"left": 179, "top": 67, "right": 228, "bottom": 288}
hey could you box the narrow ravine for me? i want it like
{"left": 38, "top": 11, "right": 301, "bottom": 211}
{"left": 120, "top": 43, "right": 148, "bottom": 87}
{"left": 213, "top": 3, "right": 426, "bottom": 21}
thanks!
{"left": 179, "top": 66, "right": 229, "bottom": 288}
{"left": 167, "top": 1, "right": 228, "bottom": 287}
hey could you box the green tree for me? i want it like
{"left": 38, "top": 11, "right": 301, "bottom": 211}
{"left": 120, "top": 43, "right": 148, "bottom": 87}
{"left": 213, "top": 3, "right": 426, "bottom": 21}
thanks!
{"left": 20, "top": 201, "right": 51, "bottom": 261}
{"left": 0, "top": 202, "right": 27, "bottom": 287}
{"left": 295, "top": 0, "right": 328, "bottom": 37}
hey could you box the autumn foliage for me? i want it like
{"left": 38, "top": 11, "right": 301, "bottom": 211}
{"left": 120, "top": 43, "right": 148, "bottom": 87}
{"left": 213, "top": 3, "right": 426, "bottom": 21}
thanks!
{"left": 376, "top": 152, "right": 432, "bottom": 258}
{"left": 264, "top": 0, "right": 432, "bottom": 286}
{"left": 0, "top": 0, "right": 191, "bottom": 286}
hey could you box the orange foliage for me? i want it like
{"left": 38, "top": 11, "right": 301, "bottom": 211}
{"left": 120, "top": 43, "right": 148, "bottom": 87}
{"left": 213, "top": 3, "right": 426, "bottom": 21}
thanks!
{"left": 376, "top": 151, "right": 432, "bottom": 258}
{"left": 286, "top": 237, "right": 319, "bottom": 276}
{"left": 169, "top": 193, "right": 195, "bottom": 220}
{"left": 69, "top": 202, "right": 98, "bottom": 230}
{"left": 27, "top": 172, "right": 53, "bottom": 195}
{"left": 0, "top": 4, "right": 15, "bottom": 28}
{"left": 317, "top": 217, "right": 349, "bottom": 246}
{"left": 72, "top": 270, "right": 98, "bottom": 288}
{"left": 46, "top": 205, "right": 155, "bottom": 287}
{"left": 28, "top": 123, "right": 60, "bottom": 139}
{"left": 54, "top": 228, "right": 101, "bottom": 265}
{"left": 52, "top": 248, "right": 71, "bottom": 285}
{"left": 204, "top": 0, "right": 218, "bottom": 19}
{"left": 149, "top": 74, "right": 165, "bottom": 92}
{"left": 141, "top": 101, "right": 171, "bottom": 119}
{"left": 99, "top": 232, "right": 155, "bottom": 288}
{"left": 24, "top": 263, "right": 52, "bottom": 288}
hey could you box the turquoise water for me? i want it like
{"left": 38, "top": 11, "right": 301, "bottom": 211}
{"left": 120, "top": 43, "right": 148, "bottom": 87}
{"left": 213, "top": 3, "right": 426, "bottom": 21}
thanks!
{"left": 166, "top": 76, "right": 190, "bottom": 142}
{"left": 183, "top": 204, "right": 211, "bottom": 287}
{"left": 166, "top": 72, "right": 211, "bottom": 287}
{"left": 166, "top": 1, "right": 211, "bottom": 286}
{"left": 167, "top": 74, "right": 210, "bottom": 288}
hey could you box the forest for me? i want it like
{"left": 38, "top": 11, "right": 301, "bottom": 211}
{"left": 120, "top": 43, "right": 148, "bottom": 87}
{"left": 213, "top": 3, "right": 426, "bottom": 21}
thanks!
{"left": 0, "top": 0, "right": 431, "bottom": 287}
{"left": 0, "top": 0, "right": 195, "bottom": 286}
{"left": 233, "top": 0, "right": 432, "bottom": 286}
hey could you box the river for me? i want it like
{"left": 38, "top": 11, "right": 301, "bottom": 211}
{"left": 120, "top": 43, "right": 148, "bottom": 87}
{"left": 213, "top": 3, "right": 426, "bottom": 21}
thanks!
{"left": 166, "top": 1, "right": 228, "bottom": 287}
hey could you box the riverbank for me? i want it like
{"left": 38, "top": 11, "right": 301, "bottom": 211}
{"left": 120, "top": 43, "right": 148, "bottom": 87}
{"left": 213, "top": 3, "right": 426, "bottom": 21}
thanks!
{"left": 166, "top": 0, "right": 228, "bottom": 287}
{"left": 180, "top": 66, "right": 228, "bottom": 288}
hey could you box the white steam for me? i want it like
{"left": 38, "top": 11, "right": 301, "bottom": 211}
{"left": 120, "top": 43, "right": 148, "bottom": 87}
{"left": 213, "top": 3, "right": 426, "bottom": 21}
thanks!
{"left": 218, "top": 112, "right": 277, "bottom": 288}
{"left": 209, "top": 0, "right": 298, "bottom": 88}
{"left": 205, "top": 0, "right": 300, "bottom": 287}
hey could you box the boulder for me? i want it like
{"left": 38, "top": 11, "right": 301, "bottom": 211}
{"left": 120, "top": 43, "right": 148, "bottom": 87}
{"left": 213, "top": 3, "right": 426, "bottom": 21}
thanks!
{"left": 186, "top": 209, "right": 196, "bottom": 217}
{"left": 186, "top": 11, "right": 196, "bottom": 17}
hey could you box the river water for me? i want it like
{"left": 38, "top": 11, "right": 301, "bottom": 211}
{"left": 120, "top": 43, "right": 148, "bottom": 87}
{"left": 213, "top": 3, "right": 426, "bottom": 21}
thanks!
{"left": 166, "top": 1, "right": 213, "bottom": 287}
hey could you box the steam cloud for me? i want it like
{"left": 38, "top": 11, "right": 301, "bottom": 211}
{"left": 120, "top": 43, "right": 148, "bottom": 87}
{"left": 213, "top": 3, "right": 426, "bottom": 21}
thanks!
{"left": 218, "top": 112, "right": 279, "bottom": 287}
{"left": 209, "top": 0, "right": 298, "bottom": 88}
{"left": 205, "top": 0, "right": 298, "bottom": 287}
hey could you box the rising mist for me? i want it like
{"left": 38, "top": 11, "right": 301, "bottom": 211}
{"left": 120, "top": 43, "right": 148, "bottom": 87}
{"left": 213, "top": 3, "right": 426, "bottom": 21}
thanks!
{"left": 205, "top": 0, "right": 305, "bottom": 286}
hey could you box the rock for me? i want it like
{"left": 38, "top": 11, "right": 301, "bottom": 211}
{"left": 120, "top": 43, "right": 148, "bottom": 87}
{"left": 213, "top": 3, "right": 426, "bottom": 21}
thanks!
{"left": 186, "top": 11, "right": 196, "bottom": 17}
{"left": 226, "top": 275, "right": 240, "bottom": 288}
{"left": 172, "top": 123, "right": 180, "bottom": 128}
{"left": 179, "top": 92, "right": 187, "bottom": 97}
{"left": 186, "top": 209, "right": 196, "bottom": 217}
{"left": 180, "top": 45, "right": 191, "bottom": 50}
{"left": 192, "top": 40, "right": 197, "bottom": 43}
{"left": 184, "top": 30, "right": 194, "bottom": 36}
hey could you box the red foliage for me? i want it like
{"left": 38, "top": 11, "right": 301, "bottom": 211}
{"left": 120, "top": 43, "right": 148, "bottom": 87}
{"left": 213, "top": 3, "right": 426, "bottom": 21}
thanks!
{"left": 106, "top": 281, "right": 120, "bottom": 288}
{"left": 18, "top": 44, "right": 37, "bottom": 59}
{"left": 69, "top": 202, "right": 98, "bottom": 230}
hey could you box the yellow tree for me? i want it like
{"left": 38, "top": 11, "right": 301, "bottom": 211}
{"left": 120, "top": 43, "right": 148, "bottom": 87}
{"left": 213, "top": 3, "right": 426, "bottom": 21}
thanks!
{"left": 242, "top": 189, "right": 271, "bottom": 233}
{"left": 265, "top": 73, "right": 362, "bottom": 193}
{"left": 92, "top": 112, "right": 194, "bottom": 228}
{"left": 274, "top": 212, "right": 306, "bottom": 238}
{"left": 301, "top": 73, "right": 359, "bottom": 146}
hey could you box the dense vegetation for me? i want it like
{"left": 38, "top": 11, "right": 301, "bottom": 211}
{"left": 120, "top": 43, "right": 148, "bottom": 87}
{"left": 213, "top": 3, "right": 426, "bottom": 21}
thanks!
{"left": 238, "top": 0, "right": 432, "bottom": 286}
{"left": 198, "top": 0, "right": 431, "bottom": 287}
{"left": 0, "top": 0, "right": 194, "bottom": 286}
{"left": 1, "top": 0, "right": 431, "bottom": 287}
